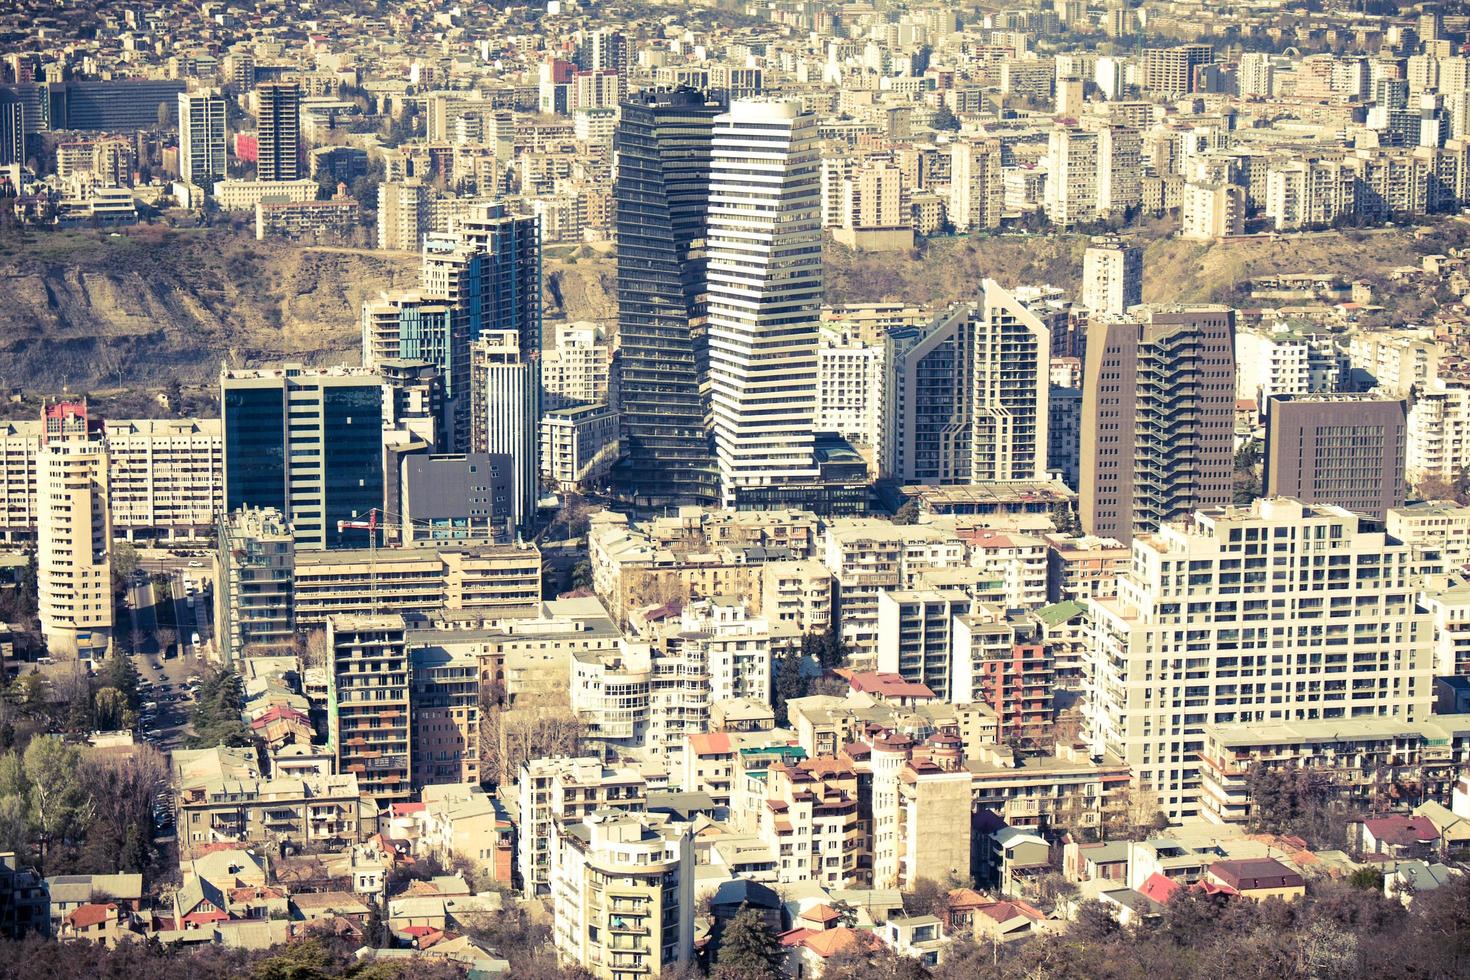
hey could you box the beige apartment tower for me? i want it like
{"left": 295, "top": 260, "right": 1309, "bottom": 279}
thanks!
{"left": 37, "top": 403, "right": 113, "bottom": 660}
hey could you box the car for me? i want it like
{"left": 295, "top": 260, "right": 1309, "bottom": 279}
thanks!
{"left": 187, "top": 560, "right": 203, "bottom": 567}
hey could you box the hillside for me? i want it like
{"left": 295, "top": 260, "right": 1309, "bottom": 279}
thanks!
{"left": 3, "top": 220, "right": 1462, "bottom": 393}
{"left": 0, "top": 227, "right": 616, "bottom": 392}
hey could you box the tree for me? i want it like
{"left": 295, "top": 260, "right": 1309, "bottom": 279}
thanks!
{"left": 23, "top": 736, "right": 91, "bottom": 865}
{"left": 772, "top": 652, "right": 808, "bottom": 727}
{"left": 933, "top": 103, "right": 961, "bottom": 131}
{"left": 101, "top": 653, "right": 142, "bottom": 711}
{"left": 893, "top": 501, "right": 921, "bottom": 525}
{"left": 1050, "top": 501, "right": 1081, "bottom": 535}
{"left": 712, "top": 905, "right": 784, "bottom": 980}
{"left": 570, "top": 560, "right": 594, "bottom": 592}
{"left": 93, "top": 687, "right": 131, "bottom": 731}
{"left": 111, "top": 541, "right": 140, "bottom": 589}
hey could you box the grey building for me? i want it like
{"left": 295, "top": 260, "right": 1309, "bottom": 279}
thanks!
{"left": 215, "top": 506, "right": 295, "bottom": 663}
{"left": 401, "top": 452, "right": 515, "bottom": 543}
{"left": 1264, "top": 393, "right": 1407, "bottom": 519}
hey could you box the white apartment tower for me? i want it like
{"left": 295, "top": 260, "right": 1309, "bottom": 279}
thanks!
{"left": 1082, "top": 235, "right": 1143, "bottom": 316}
{"left": 177, "top": 89, "right": 227, "bottom": 185}
{"left": 37, "top": 403, "right": 112, "bottom": 660}
{"left": 706, "top": 99, "right": 824, "bottom": 506}
{"left": 973, "top": 281, "right": 1051, "bottom": 481}
{"left": 1085, "top": 498, "right": 1437, "bottom": 821}
{"left": 471, "top": 331, "right": 539, "bottom": 530}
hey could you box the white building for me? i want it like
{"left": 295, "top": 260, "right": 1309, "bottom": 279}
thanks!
{"left": 542, "top": 321, "right": 610, "bottom": 410}
{"left": 37, "top": 404, "right": 112, "bottom": 660}
{"left": 973, "top": 281, "right": 1051, "bottom": 482}
{"left": 706, "top": 99, "right": 823, "bottom": 505}
{"left": 541, "top": 403, "right": 618, "bottom": 492}
{"left": 1388, "top": 501, "right": 1470, "bottom": 570}
{"left": 178, "top": 90, "right": 227, "bottom": 186}
{"left": 1348, "top": 332, "right": 1439, "bottom": 397}
{"left": 1408, "top": 379, "right": 1470, "bottom": 485}
{"left": 551, "top": 811, "right": 694, "bottom": 980}
{"left": 1180, "top": 180, "right": 1245, "bottom": 241}
{"left": 1082, "top": 236, "right": 1142, "bottom": 316}
{"left": 817, "top": 332, "right": 884, "bottom": 458}
{"left": 378, "top": 180, "right": 431, "bottom": 251}
{"left": 1234, "top": 328, "right": 1343, "bottom": 407}
{"left": 517, "top": 757, "right": 648, "bottom": 896}
{"left": 1085, "top": 498, "right": 1437, "bottom": 821}
{"left": 471, "top": 331, "right": 539, "bottom": 528}
{"left": 949, "top": 138, "right": 1004, "bottom": 232}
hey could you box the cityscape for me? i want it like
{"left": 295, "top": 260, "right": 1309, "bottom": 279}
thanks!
{"left": 4, "top": 0, "right": 1470, "bottom": 978}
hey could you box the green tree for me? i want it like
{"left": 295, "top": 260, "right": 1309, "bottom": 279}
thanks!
{"left": 101, "top": 652, "right": 142, "bottom": 710}
{"left": 712, "top": 905, "right": 784, "bottom": 980}
{"left": 1051, "top": 501, "right": 1081, "bottom": 535}
{"left": 570, "top": 560, "right": 594, "bottom": 591}
{"left": 10, "top": 673, "right": 50, "bottom": 717}
{"left": 933, "top": 103, "right": 961, "bottom": 131}
{"left": 0, "top": 791, "right": 29, "bottom": 856}
{"left": 93, "top": 687, "right": 131, "bottom": 731}
{"left": 23, "top": 736, "right": 90, "bottom": 864}
{"left": 772, "top": 652, "right": 808, "bottom": 727}
{"left": 111, "top": 541, "right": 140, "bottom": 590}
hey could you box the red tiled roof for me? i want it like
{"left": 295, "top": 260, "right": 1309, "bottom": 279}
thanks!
{"left": 1139, "top": 872, "right": 1182, "bottom": 905}
{"left": 1364, "top": 815, "right": 1440, "bottom": 847}
{"left": 689, "top": 732, "right": 732, "bottom": 756}
{"left": 801, "top": 904, "right": 842, "bottom": 925}
{"left": 66, "top": 903, "right": 117, "bottom": 929}
{"left": 781, "top": 927, "right": 883, "bottom": 958}
{"left": 839, "top": 670, "right": 937, "bottom": 700}
{"left": 1209, "top": 857, "right": 1305, "bottom": 891}
{"left": 390, "top": 802, "right": 426, "bottom": 817}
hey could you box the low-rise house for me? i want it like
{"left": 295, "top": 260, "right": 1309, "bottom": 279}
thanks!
{"left": 44, "top": 873, "right": 144, "bottom": 935}
{"left": 879, "top": 914, "right": 947, "bottom": 967}
{"left": 174, "top": 876, "right": 230, "bottom": 930}
{"left": 1414, "top": 801, "right": 1470, "bottom": 854}
{"left": 1385, "top": 860, "right": 1461, "bottom": 905}
{"left": 290, "top": 891, "right": 371, "bottom": 924}
{"left": 974, "top": 899, "right": 1049, "bottom": 942}
{"left": 980, "top": 821, "right": 1050, "bottom": 897}
{"left": 59, "top": 902, "right": 143, "bottom": 946}
{"left": 419, "top": 784, "right": 514, "bottom": 884}
{"left": 1356, "top": 815, "right": 1441, "bottom": 859}
{"left": 1205, "top": 858, "right": 1305, "bottom": 902}
{"left": 779, "top": 926, "right": 884, "bottom": 978}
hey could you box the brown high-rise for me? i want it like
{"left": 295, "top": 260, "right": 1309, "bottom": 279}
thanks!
{"left": 1079, "top": 307, "right": 1236, "bottom": 543}
{"left": 1263, "top": 393, "right": 1407, "bottom": 519}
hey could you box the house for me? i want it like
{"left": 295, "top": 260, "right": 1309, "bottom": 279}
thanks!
{"left": 174, "top": 875, "right": 231, "bottom": 929}
{"left": 290, "top": 891, "right": 371, "bottom": 923}
{"left": 228, "top": 885, "right": 291, "bottom": 921}
{"left": 1062, "top": 840, "right": 1130, "bottom": 884}
{"left": 974, "top": 900, "right": 1048, "bottom": 942}
{"left": 44, "top": 873, "right": 144, "bottom": 935}
{"left": 1414, "top": 801, "right": 1470, "bottom": 854}
{"left": 1385, "top": 860, "right": 1461, "bottom": 905}
{"left": 419, "top": 784, "right": 515, "bottom": 885}
{"left": 938, "top": 887, "right": 994, "bottom": 936}
{"left": 1356, "top": 815, "right": 1441, "bottom": 859}
{"left": 880, "top": 914, "right": 947, "bottom": 966}
{"left": 1205, "top": 858, "right": 1305, "bottom": 902}
{"left": 59, "top": 902, "right": 143, "bottom": 946}
{"left": 709, "top": 878, "right": 783, "bottom": 951}
{"left": 983, "top": 824, "right": 1050, "bottom": 896}
{"left": 780, "top": 926, "right": 884, "bottom": 978}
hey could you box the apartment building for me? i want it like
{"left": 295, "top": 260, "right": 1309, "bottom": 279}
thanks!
{"left": 1407, "top": 378, "right": 1470, "bottom": 485}
{"left": 551, "top": 812, "right": 693, "bottom": 980}
{"left": 518, "top": 757, "right": 648, "bottom": 896}
{"left": 1081, "top": 236, "right": 1142, "bottom": 317}
{"left": 759, "top": 760, "right": 864, "bottom": 889}
{"left": 176, "top": 771, "right": 364, "bottom": 858}
{"left": 1419, "top": 576, "right": 1470, "bottom": 676}
{"left": 1197, "top": 715, "right": 1470, "bottom": 826}
{"left": 969, "top": 741, "right": 1131, "bottom": 832}
{"left": 378, "top": 179, "right": 430, "bottom": 251}
{"left": 1079, "top": 306, "right": 1236, "bottom": 543}
{"left": 215, "top": 506, "right": 295, "bottom": 662}
{"left": 542, "top": 321, "right": 610, "bottom": 410}
{"left": 876, "top": 589, "right": 972, "bottom": 699}
{"left": 541, "top": 403, "right": 618, "bottom": 492}
{"left": 952, "top": 608, "right": 1055, "bottom": 740}
{"left": 571, "top": 646, "right": 652, "bottom": 758}
{"left": 1348, "top": 332, "right": 1439, "bottom": 397}
{"left": 973, "top": 282, "right": 1051, "bottom": 483}
{"left": 823, "top": 520, "right": 968, "bottom": 665}
{"left": 37, "top": 403, "right": 112, "bottom": 660}
{"left": 832, "top": 161, "right": 913, "bottom": 251}
{"left": 1389, "top": 500, "right": 1470, "bottom": 570}
{"left": 817, "top": 333, "right": 885, "bottom": 458}
{"left": 1085, "top": 498, "right": 1438, "bottom": 821}
{"left": 1235, "top": 329, "right": 1343, "bottom": 408}
{"left": 408, "top": 637, "right": 482, "bottom": 789}
{"left": 177, "top": 89, "right": 227, "bottom": 186}
{"left": 0, "top": 417, "right": 222, "bottom": 544}
{"left": 327, "top": 616, "right": 413, "bottom": 804}
{"left": 949, "top": 138, "right": 1004, "bottom": 233}
{"left": 1045, "top": 534, "right": 1131, "bottom": 603}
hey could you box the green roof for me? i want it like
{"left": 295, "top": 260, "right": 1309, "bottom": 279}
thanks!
{"left": 1033, "top": 600, "right": 1086, "bottom": 627}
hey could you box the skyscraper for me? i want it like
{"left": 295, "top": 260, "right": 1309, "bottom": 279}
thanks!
{"left": 0, "top": 93, "right": 23, "bottom": 169}
{"left": 37, "top": 402, "right": 112, "bottom": 660}
{"left": 362, "top": 290, "right": 464, "bottom": 448}
{"left": 706, "top": 99, "right": 823, "bottom": 506}
{"left": 1082, "top": 235, "right": 1143, "bottom": 316}
{"left": 973, "top": 280, "right": 1051, "bottom": 482}
{"left": 221, "top": 365, "right": 385, "bottom": 550}
{"left": 470, "top": 332, "right": 539, "bottom": 530}
{"left": 177, "top": 89, "right": 227, "bottom": 185}
{"left": 613, "top": 89, "right": 722, "bottom": 505}
{"left": 1080, "top": 307, "right": 1235, "bottom": 542}
{"left": 255, "top": 82, "right": 300, "bottom": 181}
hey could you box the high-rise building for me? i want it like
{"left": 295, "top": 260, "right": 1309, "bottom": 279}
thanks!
{"left": 255, "top": 82, "right": 301, "bottom": 181}
{"left": 518, "top": 757, "right": 648, "bottom": 896}
{"left": 1080, "top": 307, "right": 1236, "bottom": 542}
{"left": 221, "top": 365, "right": 385, "bottom": 550}
{"left": 1408, "top": 378, "right": 1470, "bottom": 486}
{"left": 613, "top": 89, "right": 723, "bottom": 506}
{"left": 1142, "top": 43, "right": 1214, "bottom": 96}
{"left": 551, "top": 812, "right": 694, "bottom": 979}
{"left": 470, "top": 332, "right": 539, "bottom": 529}
{"left": 327, "top": 616, "right": 412, "bottom": 803}
{"left": 948, "top": 138, "right": 1004, "bottom": 232}
{"left": 36, "top": 403, "right": 112, "bottom": 660}
{"left": 706, "top": 99, "right": 823, "bottom": 506}
{"left": 1085, "top": 498, "right": 1436, "bottom": 820}
{"left": 1263, "top": 393, "right": 1408, "bottom": 519}
{"left": 177, "top": 89, "right": 226, "bottom": 186}
{"left": 377, "top": 179, "right": 430, "bottom": 251}
{"left": 362, "top": 290, "right": 465, "bottom": 446}
{"left": 882, "top": 307, "right": 972, "bottom": 484}
{"left": 0, "top": 93, "right": 23, "bottom": 169}
{"left": 214, "top": 506, "right": 295, "bottom": 663}
{"left": 1043, "top": 128, "right": 1099, "bottom": 227}
{"left": 973, "top": 281, "right": 1051, "bottom": 482}
{"left": 1081, "top": 235, "right": 1143, "bottom": 316}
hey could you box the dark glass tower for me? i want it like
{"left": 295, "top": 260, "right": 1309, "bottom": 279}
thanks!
{"left": 614, "top": 88, "right": 723, "bottom": 506}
